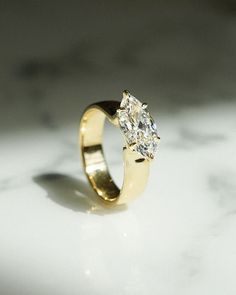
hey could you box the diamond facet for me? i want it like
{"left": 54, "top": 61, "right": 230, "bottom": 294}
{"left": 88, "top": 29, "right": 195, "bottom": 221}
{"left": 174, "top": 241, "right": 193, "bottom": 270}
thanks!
{"left": 117, "top": 92, "right": 159, "bottom": 159}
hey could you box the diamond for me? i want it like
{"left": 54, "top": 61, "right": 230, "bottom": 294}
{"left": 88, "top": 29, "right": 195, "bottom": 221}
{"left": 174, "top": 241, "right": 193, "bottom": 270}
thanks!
{"left": 117, "top": 91, "right": 159, "bottom": 159}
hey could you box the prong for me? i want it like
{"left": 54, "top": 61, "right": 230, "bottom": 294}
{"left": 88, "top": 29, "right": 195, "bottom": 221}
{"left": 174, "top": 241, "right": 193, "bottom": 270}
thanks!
{"left": 116, "top": 108, "right": 125, "bottom": 115}
{"left": 123, "top": 89, "right": 130, "bottom": 99}
{"left": 142, "top": 102, "right": 148, "bottom": 109}
{"left": 153, "top": 135, "right": 161, "bottom": 143}
{"left": 149, "top": 154, "right": 155, "bottom": 160}
{"left": 129, "top": 142, "right": 137, "bottom": 151}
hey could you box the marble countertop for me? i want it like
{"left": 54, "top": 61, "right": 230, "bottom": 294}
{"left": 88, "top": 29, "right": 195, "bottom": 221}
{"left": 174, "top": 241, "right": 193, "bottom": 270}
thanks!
{"left": 1, "top": 99, "right": 236, "bottom": 295}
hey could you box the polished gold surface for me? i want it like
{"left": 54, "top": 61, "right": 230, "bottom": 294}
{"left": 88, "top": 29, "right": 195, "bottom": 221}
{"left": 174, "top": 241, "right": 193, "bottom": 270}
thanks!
{"left": 79, "top": 100, "right": 150, "bottom": 205}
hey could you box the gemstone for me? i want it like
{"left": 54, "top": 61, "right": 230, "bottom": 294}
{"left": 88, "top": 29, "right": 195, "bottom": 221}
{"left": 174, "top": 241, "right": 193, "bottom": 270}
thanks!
{"left": 117, "top": 92, "right": 159, "bottom": 159}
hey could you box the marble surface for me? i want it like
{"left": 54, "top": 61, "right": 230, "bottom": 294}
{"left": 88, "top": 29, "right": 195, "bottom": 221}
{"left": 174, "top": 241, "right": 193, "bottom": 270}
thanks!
{"left": 1, "top": 1, "right": 236, "bottom": 294}
{"left": 1, "top": 99, "right": 236, "bottom": 295}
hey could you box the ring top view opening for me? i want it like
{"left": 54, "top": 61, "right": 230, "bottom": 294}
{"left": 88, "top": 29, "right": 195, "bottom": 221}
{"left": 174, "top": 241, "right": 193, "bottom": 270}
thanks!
{"left": 79, "top": 90, "right": 160, "bottom": 206}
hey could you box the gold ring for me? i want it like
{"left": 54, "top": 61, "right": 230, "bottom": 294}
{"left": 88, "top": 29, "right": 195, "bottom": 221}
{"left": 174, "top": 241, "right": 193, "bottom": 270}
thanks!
{"left": 79, "top": 90, "right": 160, "bottom": 205}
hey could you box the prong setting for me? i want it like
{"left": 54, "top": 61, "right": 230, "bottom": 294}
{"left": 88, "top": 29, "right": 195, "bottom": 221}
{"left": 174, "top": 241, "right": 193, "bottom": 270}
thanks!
{"left": 117, "top": 91, "right": 160, "bottom": 160}
{"left": 142, "top": 103, "right": 148, "bottom": 109}
{"left": 123, "top": 90, "right": 130, "bottom": 99}
{"left": 129, "top": 142, "right": 137, "bottom": 151}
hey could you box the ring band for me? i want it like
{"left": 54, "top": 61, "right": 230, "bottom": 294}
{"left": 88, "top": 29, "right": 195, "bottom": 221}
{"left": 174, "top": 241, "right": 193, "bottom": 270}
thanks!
{"left": 79, "top": 90, "right": 159, "bottom": 205}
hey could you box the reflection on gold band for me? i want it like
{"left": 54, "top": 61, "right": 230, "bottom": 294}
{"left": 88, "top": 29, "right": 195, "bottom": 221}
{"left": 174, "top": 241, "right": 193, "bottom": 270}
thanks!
{"left": 79, "top": 101, "right": 150, "bottom": 205}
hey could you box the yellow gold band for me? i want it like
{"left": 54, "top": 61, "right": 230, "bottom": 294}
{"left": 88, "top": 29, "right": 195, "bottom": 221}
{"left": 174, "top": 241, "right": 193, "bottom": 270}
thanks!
{"left": 79, "top": 101, "right": 150, "bottom": 205}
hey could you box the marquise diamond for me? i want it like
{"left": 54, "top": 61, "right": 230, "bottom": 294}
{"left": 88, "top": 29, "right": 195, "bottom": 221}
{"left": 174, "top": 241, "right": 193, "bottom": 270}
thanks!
{"left": 117, "top": 91, "right": 159, "bottom": 159}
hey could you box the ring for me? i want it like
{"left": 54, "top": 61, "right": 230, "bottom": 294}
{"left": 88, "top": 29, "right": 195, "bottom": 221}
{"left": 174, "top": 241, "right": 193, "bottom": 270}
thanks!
{"left": 79, "top": 90, "right": 160, "bottom": 205}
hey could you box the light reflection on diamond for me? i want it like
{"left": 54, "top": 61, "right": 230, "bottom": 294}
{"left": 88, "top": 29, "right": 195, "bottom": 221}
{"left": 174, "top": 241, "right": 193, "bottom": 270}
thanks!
{"left": 117, "top": 92, "right": 159, "bottom": 159}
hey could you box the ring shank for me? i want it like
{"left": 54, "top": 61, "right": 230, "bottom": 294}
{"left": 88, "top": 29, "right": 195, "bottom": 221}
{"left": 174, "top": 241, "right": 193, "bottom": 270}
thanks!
{"left": 79, "top": 101, "right": 150, "bottom": 204}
